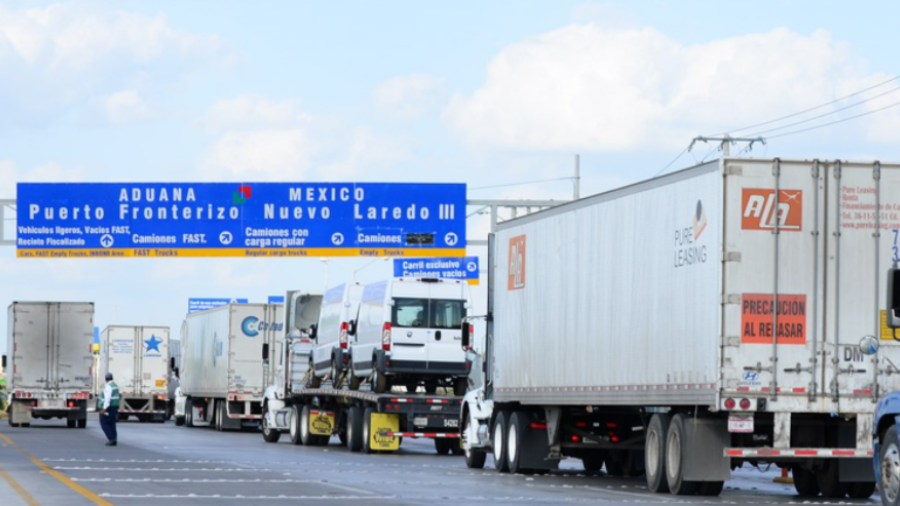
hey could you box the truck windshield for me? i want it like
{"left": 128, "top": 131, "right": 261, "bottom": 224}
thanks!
{"left": 392, "top": 299, "right": 466, "bottom": 329}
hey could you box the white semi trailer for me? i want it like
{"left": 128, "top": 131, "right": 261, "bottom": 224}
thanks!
{"left": 461, "top": 157, "right": 900, "bottom": 499}
{"left": 4, "top": 302, "right": 94, "bottom": 428}
{"left": 180, "top": 303, "right": 283, "bottom": 431}
{"left": 99, "top": 325, "right": 170, "bottom": 422}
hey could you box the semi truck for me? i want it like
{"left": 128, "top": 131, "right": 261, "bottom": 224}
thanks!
{"left": 262, "top": 290, "right": 468, "bottom": 454}
{"left": 99, "top": 325, "right": 170, "bottom": 422}
{"left": 4, "top": 302, "right": 95, "bottom": 428}
{"left": 460, "top": 157, "right": 900, "bottom": 499}
{"left": 180, "top": 302, "right": 283, "bottom": 431}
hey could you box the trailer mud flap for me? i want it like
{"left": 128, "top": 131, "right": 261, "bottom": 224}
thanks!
{"left": 309, "top": 410, "right": 335, "bottom": 436}
{"left": 370, "top": 413, "right": 400, "bottom": 451}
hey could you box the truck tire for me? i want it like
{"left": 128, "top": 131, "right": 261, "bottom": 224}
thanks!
{"left": 215, "top": 402, "right": 225, "bottom": 432}
{"left": 507, "top": 411, "right": 532, "bottom": 475}
{"left": 185, "top": 398, "right": 194, "bottom": 427}
{"left": 373, "top": 365, "right": 389, "bottom": 394}
{"left": 792, "top": 466, "right": 820, "bottom": 497}
{"left": 581, "top": 453, "right": 605, "bottom": 473}
{"left": 299, "top": 405, "right": 328, "bottom": 446}
{"left": 453, "top": 377, "right": 467, "bottom": 397}
{"left": 462, "top": 414, "right": 487, "bottom": 469}
{"left": 362, "top": 407, "right": 376, "bottom": 454}
{"left": 817, "top": 460, "right": 848, "bottom": 498}
{"left": 665, "top": 413, "right": 699, "bottom": 495}
{"left": 492, "top": 411, "right": 510, "bottom": 473}
{"left": 77, "top": 418, "right": 87, "bottom": 429}
{"left": 262, "top": 413, "right": 281, "bottom": 443}
{"left": 290, "top": 405, "right": 304, "bottom": 445}
{"left": 882, "top": 427, "right": 900, "bottom": 505}
{"left": 435, "top": 438, "right": 453, "bottom": 455}
{"left": 67, "top": 419, "right": 77, "bottom": 428}
{"left": 645, "top": 413, "right": 670, "bottom": 493}
{"left": 347, "top": 406, "right": 363, "bottom": 452}
{"left": 847, "top": 481, "right": 876, "bottom": 499}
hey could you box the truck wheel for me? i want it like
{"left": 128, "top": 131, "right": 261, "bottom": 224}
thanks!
{"left": 362, "top": 407, "right": 376, "bottom": 454}
{"left": 507, "top": 411, "right": 532, "bottom": 475}
{"left": 67, "top": 419, "right": 76, "bottom": 428}
{"left": 581, "top": 453, "right": 605, "bottom": 473}
{"left": 77, "top": 418, "right": 87, "bottom": 429}
{"left": 453, "top": 377, "right": 468, "bottom": 397}
{"left": 216, "top": 402, "right": 225, "bottom": 432}
{"left": 462, "top": 414, "right": 487, "bottom": 468}
{"left": 373, "top": 365, "right": 389, "bottom": 394}
{"left": 492, "top": 411, "right": 510, "bottom": 473}
{"left": 666, "top": 413, "right": 699, "bottom": 495}
{"left": 347, "top": 406, "right": 363, "bottom": 452}
{"left": 262, "top": 413, "right": 281, "bottom": 443}
{"left": 331, "top": 359, "right": 343, "bottom": 388}
{"left": 792, "top": 466, "right": 820, "bottom": 497}
{"left": 645, "top": 413, "right": 670, "bottom": 493}
{"left": 847, "top": 482, "right": 875, "bottom": 499}
{"left": 882, "top": 428, "right": 900, "bottom": 505}
{"left": 300, "top": 405, "right": 328, "bottom": 446}
{"left": 697, "top": 481, "right": 724, "bottom": 496}
{"left": 349, "top": 369, "right": 362, "bottom": 391}
{"left": 435, "top": 438, "right": 453, "bottom": 455}
{"left": 175, "top": 416, "right": 185, "bottom": 427}
{"left": 290, "top": 405, "right": 304, "bottom": 445}
{"left": 817, "top": 460, "right": 848, "bottom": 498}
{"left": 185, "top": 398, "right": 194, "bottom": 427}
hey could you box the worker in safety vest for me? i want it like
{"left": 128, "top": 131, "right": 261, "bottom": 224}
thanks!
{"left": 98, "top": 372, "right": 120, "bottom": 446}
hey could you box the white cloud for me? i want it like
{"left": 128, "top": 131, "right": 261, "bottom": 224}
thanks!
{"left": 445, "top": 25, "right": 884, "bottom": 152}
{"left": 203, "top": 94, "right": 312, "bottom": 131}
{"left": 374, "top": 74, "right": 447, "bottom": 121}
{"left": 202, "top": 128, "right": 316, "bottom": 181}
{"left": 105, "top": 90, "right": 156, "bottom": 125}
{"left": 0, "top": 160, "right": 85, "bottom": 198}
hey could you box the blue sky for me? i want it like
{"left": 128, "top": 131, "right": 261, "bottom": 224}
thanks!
{"left": 1, "top": 0, "right": 899, "bottom": 340}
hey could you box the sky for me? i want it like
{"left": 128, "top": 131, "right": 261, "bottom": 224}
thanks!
{"left": 2, "top": 0, "right": 900, "bottom": 347}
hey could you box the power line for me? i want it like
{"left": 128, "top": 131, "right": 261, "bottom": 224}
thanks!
{"left": 469, "top": 176, "right": 573, "bottom": 191}
{"left": 766, "top": 98, "right": 900, "bottom": 140}
{"left": 747, "top": 85, "right": 900, "bottom": 137}
{"left": 714, "top": 74, "right": 900, "bottom": 136}
{"left": 653, "top": 147, "right": 688, "bottom": 178}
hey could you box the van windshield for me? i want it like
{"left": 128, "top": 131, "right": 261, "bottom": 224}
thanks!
{"left": 392, "top": 299, "right": 466, "bottom": 329}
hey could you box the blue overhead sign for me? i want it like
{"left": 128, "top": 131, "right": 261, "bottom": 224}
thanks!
{"left": 16, "top": 183, "right": 466, "bottom": 258}
{"left": 188, "top": 298, "right": 249, "bottom": 313}
{"left": 267, "top": 295, "right": 285, "bottom": 304}
{"left": 394, "top": 256, "right": 480, "bottom": 285}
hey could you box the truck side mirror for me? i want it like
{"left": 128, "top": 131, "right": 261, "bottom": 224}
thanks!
{"left": 169, "top": 357, "right": 175, "bottom": 370}
{"left": 309, "top": 324, "right": 318, "bottom": 340}
{"left": 889, "top": 268, "right": 900, "bottom": 328}
{"left": 173, "top": 367, "right": 179, "bottom": 378}
{"left": 461, "top": 323, "right": 470, "bottom": 350}
{"left": 2, "top": 355, "right": 5, "bottom": 369}
{"left": 262, "top": 343, "right": 270, "bottom": 361}
{"left": 349, "top": 320, "right": 357, "bottom": 336}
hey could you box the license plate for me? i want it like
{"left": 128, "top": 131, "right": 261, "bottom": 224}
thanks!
{"left": 728, "top": 415, "right": 754, "bottom": 433}
{"left": 413, "top": 417, "right": 428, "bottom": 427}
{"left": 42, "top": 399, "right": 64, "bottom": 409}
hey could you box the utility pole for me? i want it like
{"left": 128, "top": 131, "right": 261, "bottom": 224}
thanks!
{"left": 690, "top": 135, "right": 765, "bottom": 157}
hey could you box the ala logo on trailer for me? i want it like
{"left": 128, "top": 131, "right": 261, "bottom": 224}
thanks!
{"left": 241, "top": 316, "right": 284, "bottom": 337}
{"left": 741, "top": 189, "right": 803, "bottom": 232}
{"left": 508, "top": 235, "right": 526, "bottom": 291}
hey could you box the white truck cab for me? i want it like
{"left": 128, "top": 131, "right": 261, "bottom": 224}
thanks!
{"left": 308, "top": 283, "right": 364, "bottom": 388}
{"left": 349, "top": 278, "right": 471, "bottom": 395}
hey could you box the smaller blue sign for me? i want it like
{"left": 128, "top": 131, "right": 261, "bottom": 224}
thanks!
{"left": 94, "top": 326, "right": 99, "bottom": 344}
{"left": 268, "top": 295, "right": 285, "bottom": 304}
{"left": 188, "top": 298, "right": 249, "bottom": 313}
{"left": 393, "top": 257, "right": 479, "bottom": 283}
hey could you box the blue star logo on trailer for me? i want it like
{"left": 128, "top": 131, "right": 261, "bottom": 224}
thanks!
{"left": 145, "top": 335, "right": 162, "bottom": 354}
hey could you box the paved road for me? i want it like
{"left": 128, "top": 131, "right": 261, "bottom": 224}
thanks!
{"left": 0, "top": 414, "right": 880, "bottom": 506}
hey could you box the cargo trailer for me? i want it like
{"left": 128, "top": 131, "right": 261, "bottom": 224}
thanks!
{"left": 99, "top": 325, "right": 170, "bottom": 422}
{"left": 4, "top": 302, "right": 94, "bottom": 428}
{"left": 461, "top": 157, "right": 900, "bottom": 499}
{"left": 180, "top": 303, "right": 282, "bottom": 431}
{"left": 262, "top": 290, "right": 468, "bottom": 455}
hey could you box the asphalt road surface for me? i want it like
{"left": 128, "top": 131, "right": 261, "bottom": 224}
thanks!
{"left": 0, "top": 414, "right": 880, "bottom": 506}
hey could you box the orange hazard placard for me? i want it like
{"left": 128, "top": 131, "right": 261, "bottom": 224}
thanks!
{"left": 741, "top": 294, "right": 807, "bottom": 345}
{"left": 508, "top": 235, "right": 526, "bottom": 291}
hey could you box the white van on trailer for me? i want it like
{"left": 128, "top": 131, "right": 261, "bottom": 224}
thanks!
{"left": 308, "top": 283, "right": 364, "bottom": 388}
{"left": 262, "top": 291, "right": 467, "bottom": 455}
{"left": 180, "top": 303, "right": 283, "bottom": 431}
{"left": 99, "top": 326, "right": 170, "bottom": 422}
{"left": 460, "top": 157, "right": 900, "bottom": 499}
{"left": 349, "top": 278, "right": 471, "bottom": 395}
{"left": 4, "top": 302, "right": 94, "bottom": 428}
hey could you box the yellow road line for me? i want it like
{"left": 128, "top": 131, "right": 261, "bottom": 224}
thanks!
{"left": 0, "top": 461, "right": 42, "bottom": 506}
{"left": 0, "top": 433, "right": 115, "bottom": 506}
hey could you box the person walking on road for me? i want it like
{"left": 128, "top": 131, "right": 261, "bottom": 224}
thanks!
{"left": 99, "top": 372, "right": 120, "bottom": 446}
